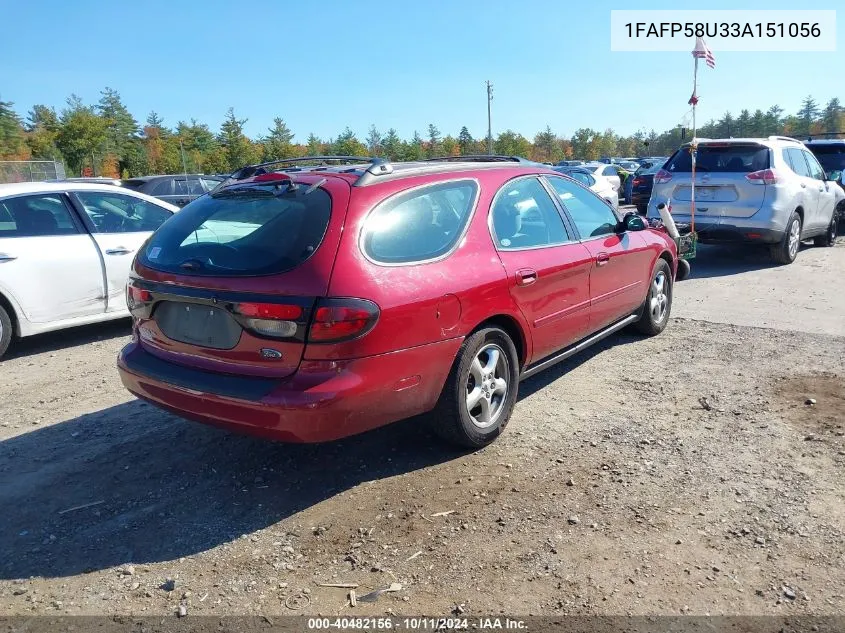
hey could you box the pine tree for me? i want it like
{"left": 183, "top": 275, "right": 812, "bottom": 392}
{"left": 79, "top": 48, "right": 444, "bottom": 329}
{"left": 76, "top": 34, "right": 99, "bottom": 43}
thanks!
{"left": 97, "top": 88, "right": 139, "bottom": 170}
{"left": 381, "top": 128, "right": 402, "bottom": 160}
{"left": 821, "top": 98, "right": 842, "bottom": 134}
{"left": 764, "top": 105, "right": 784, "bottom": 135}
{"left": 797, "top": 95, "right": 819, "bottom": 136}
{"left": 332, "top": 127, "right": 367, "bottom": 156}
{"left": 305, "top": 133, "right": 322, "bottom": 155}
{"left": 366, "top": 125, "right": 382, "bottom": 156}
{"left": 0, "top": 98, "right": 28, "bottom": 159}
{"left": 533, "top": 125, "right": 556, "bottom": 162}
{"left": 25, "top": 104, "right": 61, "bottom": 160}
{"left": 404, "top": 131, "right": 424, "bottom": 161}
{"left": 426, "top": 123, "right": 441, "bottom": 158}
{"left": 218, "top": 108, "right": 256, "bottom": 171}
{"left": 458, "top": 126, "right": 474, "bottom": 155}
{"left": 262, "top": 117, "right": 295, "bottom": 160}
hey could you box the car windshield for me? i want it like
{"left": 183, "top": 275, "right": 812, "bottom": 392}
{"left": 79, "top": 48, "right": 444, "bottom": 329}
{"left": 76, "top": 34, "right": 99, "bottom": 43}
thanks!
{"left": 665, "top": 144, "right": 770, "bottom": 173}
{"left": 808, "top": 145, "right": 845, "bottom": 172}
{"left": 138, "top": 181, "right": 332, "bottom": 276}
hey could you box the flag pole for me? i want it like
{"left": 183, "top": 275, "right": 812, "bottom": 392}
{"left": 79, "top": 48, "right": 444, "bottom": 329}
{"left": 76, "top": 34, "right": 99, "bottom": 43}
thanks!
{"left": 690, "top": 55, "right": 698, "bottom": 236}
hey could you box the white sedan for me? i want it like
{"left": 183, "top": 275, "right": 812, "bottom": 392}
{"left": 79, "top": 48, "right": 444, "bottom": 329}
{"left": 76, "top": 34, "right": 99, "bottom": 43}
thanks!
{"left": 581, "top": 162, "right": 623, "bottom": 196}
{"left": 551, "top": 166, "right": 619, "bottom": 210}
{"left": 0, "top": 182, "right": 179, "bottom": 358}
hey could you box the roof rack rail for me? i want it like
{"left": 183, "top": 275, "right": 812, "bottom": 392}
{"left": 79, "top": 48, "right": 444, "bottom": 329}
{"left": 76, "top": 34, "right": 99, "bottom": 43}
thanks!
{"left": 805, "top": 132, "right": 845, "bottom": 141}
{"left": 768, "top": 135, "right": 802, "bottom": 144}
{"left": 423, "top": 154, "right": 526, "bottom": 163}
{"left": 228, "top": 156, "right": 391, "bottom": 181}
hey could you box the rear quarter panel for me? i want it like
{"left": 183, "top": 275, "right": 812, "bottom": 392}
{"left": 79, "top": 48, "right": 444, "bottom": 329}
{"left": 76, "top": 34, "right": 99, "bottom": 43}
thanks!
{"left": 313, "top": 169, "right": 533, "bottom": 362}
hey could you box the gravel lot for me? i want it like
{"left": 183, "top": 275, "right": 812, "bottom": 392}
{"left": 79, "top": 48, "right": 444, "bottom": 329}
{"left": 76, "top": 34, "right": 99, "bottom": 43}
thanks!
{"left": 1, "top": 238, "right": 844, "bottom": 617}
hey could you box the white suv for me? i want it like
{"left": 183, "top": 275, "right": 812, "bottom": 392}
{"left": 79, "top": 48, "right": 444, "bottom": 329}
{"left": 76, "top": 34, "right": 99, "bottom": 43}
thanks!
{"left": 648, "top": 136, "right": 840, "bottom": 264}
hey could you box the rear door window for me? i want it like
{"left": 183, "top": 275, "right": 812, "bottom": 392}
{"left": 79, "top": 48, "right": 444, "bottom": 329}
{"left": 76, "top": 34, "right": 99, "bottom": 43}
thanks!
{"left": 1, "top": 194, "right": 80, "bottom": 237}
{"left": 74, "top": 191, "right": 173, "bottom": 233}
{"left": 666, "top": 144, "right": 770, "bottom": 173}
{"left": 139, "top": 181, "right": 333, "bottom": 276}
{"left": 801, "top": 150, "right": 826, "bottom": 181}
{"left": 547, "top": 176, "right": 618, "bottom": 239}
{"left": 490, "top": 177, "right": 570, "bottom": 249}
{"left": 174, "top": 178, "right": 205, "bottom": 196}
{"left": 149, "top": 179, "right": 174, "bottom": 196}
{"left": 785, "top": 148, "right": 811, "bottom": 177}
{"left": 360, "top": 180, "right": 478, "bottom": 264}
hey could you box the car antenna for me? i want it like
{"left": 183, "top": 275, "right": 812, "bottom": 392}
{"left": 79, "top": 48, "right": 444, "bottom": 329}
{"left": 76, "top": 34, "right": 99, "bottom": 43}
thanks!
{"left": 179, "top": 136, "right": 190, "bottom": 194}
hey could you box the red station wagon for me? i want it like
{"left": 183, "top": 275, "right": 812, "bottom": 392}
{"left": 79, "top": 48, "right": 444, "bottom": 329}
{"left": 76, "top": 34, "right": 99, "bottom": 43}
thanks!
{"left": 117, "top": 156, "right": 678, "bottom": 448}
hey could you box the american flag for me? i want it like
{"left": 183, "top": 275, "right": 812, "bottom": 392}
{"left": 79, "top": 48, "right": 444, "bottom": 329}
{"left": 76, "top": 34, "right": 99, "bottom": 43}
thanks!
{"left": 692, "top": 36, "right": 716, "bottom": 69}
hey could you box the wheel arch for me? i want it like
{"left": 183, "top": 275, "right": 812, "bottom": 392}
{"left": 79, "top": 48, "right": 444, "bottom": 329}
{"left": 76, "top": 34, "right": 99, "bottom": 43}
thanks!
{"left": 0, "top": 289, "right": 19, "bottom": 337}
{"left": 470, "top": 314, "right": 528, "bottom": 370}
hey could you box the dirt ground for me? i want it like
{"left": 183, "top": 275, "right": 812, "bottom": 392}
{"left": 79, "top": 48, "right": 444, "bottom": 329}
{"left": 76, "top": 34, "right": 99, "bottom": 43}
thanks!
{"left": 1, "top": 241, "right": 844, "bottom": 618}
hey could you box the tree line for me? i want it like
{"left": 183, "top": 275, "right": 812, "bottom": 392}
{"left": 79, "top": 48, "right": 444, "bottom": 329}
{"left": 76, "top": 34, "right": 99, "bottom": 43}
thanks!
{"left": 0, "top": 89, "right": 842, "bottom": 178}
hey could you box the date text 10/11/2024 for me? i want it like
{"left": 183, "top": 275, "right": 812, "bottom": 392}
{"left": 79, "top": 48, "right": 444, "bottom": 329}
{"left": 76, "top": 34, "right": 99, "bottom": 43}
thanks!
{"left": 306, "top": 617, "right": 527, "bottom": 630}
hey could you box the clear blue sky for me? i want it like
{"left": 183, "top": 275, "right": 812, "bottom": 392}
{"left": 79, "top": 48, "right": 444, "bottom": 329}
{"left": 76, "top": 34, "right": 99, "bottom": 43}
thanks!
{"left": 0, "top": 0, "right": 840, "bottom": 141}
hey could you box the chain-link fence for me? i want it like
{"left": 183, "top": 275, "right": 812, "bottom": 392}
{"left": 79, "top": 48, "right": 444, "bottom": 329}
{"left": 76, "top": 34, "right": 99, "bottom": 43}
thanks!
{"left": 0, "top": 160, "right": 66, "bottom": 183}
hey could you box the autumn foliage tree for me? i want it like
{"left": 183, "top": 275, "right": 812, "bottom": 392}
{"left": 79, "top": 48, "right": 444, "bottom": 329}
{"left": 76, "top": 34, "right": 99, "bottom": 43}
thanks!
{"left": 1, "top": 90, "right": 844, "bottom": 181}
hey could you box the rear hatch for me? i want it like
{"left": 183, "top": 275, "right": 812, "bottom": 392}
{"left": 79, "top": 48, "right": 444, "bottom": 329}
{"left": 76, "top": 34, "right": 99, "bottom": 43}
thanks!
{"left": 127, "top": 174, "right": 352, "bottom": 379}
{"left": 655, "top": 143, "right": 771, "bottom": 218}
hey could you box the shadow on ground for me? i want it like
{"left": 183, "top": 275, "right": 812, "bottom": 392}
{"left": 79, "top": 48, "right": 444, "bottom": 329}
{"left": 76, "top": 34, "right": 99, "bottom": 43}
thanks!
{"left": 683, "top": 223, "right": 845, "bottom": 282}
{"left": 684, "top": 244, "right": 779, "bottom": 280}
{"left": 3, "top": 318, "right": 131, "bottom": 361}
{"left": 0, "top": 325, "right": 640, "bottom": 581}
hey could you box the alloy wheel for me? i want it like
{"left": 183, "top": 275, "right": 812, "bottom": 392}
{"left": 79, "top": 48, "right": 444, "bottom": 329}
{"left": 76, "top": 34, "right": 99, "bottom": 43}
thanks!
{"left": 465, "top": 343, "right": 509, "bottom": 429}
{"left": 788, "top": 218, "right": 800, "bottom": 259}
{"left": 650, "top": 271, "right": 669, "bottom": 325}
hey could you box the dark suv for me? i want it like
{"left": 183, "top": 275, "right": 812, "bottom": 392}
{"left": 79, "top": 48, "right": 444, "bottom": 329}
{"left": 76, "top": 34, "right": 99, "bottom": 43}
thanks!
{"left": 122, "top": 174, "right": 223, "bottom": 207}
{"left": 118, "top": 156, "right": 678, "bottom": 448}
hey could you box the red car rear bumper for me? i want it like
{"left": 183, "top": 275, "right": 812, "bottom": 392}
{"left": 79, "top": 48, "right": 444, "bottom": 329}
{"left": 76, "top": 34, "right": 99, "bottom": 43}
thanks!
{"left": 117, "top": 338, "right": 462, "bottom": 443}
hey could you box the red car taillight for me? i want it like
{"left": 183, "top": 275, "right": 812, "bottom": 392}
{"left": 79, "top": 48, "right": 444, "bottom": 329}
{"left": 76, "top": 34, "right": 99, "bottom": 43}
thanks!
{"left": 632, "top": 177, "right": 645, "bottom": 187}
{"left": 653, "top": 169, "right": 673, "bottom": 184}
{"left": 308, "top": 299, "right": 380, "bottom": 343}
{"left": 235, "top": 302, "right": 303, "bottom": 338}
{"left": 745, "top": 168, "right": 780, "bottom": 185}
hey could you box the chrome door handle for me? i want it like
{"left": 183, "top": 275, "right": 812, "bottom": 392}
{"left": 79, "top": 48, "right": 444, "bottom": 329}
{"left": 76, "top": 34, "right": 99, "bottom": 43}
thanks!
{"left": 105, "top": 247, "right": 133, "bottom": 255}
{"left": 0, "top": 253, "right": 17, "bottom": 262}
{"left": 596, "top": 253, "right": 610, "bottom": 267}
{"left": 800, "top": 183, "right": 806, "bottom": 188}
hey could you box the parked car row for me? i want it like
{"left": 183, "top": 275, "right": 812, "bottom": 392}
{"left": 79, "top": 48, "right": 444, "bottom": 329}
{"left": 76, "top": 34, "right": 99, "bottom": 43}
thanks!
{"left": 52, "top": 174, "right": 224, "bottom": 207}
{"left": 552, "top": 165, "right": 619, "bottom": 209}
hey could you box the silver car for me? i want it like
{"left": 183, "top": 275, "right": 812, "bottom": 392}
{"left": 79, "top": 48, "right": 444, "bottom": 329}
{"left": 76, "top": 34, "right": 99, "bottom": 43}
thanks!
{"left": 648, "top": 136, "right": 840, "bottom": 264}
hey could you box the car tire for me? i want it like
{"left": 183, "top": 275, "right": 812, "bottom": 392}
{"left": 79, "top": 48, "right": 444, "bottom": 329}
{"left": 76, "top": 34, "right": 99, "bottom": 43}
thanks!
{"left": 771, "top": 212, "right": 801, "bottom": 264}
{"left": 430, "top": 327, "right": 520, "bottom": 449}
{"left": 634, "top": 259, "right": 673, "bottom": 336}
{"left": 814, "top": 205, "right": 840, "bottom": 247}
{"left": 0, "top": 304, "right": 13, "bottom": 360}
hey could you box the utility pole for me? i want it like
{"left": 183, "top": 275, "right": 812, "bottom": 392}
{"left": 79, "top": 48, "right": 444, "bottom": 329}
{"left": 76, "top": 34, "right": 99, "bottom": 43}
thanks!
{"left": 486, "top": 80, "right": 494, "bottom": 155}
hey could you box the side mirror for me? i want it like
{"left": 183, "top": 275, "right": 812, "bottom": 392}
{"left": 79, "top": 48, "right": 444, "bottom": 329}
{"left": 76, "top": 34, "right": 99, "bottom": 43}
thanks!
{"left": 827, "top": 170, "right": 842, "bottom": 183}
{"left": 619, "top": 210, "right": 647, "bottom": 232}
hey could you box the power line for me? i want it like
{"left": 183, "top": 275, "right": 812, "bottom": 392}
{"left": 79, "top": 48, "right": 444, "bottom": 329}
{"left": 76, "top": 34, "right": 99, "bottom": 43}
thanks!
{"left": 486, "top": 81, "right": 494, "bottom": 155}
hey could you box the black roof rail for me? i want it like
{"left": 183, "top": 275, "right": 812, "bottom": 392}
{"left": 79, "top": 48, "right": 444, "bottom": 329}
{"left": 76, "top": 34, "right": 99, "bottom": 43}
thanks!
{"left": 423, "top": 154, "right": 528, "bottom": 163}
{"left": 805, "top": 132, "right": 845, "bottom": 141}
{"left": 228, "top": 156, "right": 389, "bottom": 181}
